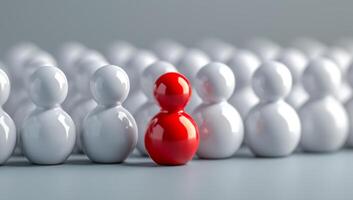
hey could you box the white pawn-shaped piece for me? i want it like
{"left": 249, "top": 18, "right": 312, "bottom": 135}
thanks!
{"left": 245, "top": 38, "right": 280, "bottom": 61}
{"left": 152, "top": 39, "right": 185, "bottom": 65}
{"left": 300, "top": 58, "right": 349, "bottom": 152}
{"left": 13, "top": 51, "right": 57, "bottom": 155}
{"left": 83, "top": 65, "right": 137, "bottom": 163}
{"left": 322, "top": 47, "right": 352, "bottom": 102}
{"left": 0, "top": 69, "right": 16, "bottom": 164}
{"left": 177, "top": 49, "right": 210, "bottom": 113}
{"left": 197, "top": 38, "right": 236, "bottom": 62}
{"left": 227, "top": 50, "right": 260, "bottom": 118}
{"left": 246, "top": 61, "right": 301, "bottom": 157}
{"left": 276, "top": 48, "right": 309, "bottom": 109}
{"left": 124, "top": 50, "right": 157, "bottom": 114}
{"left": 71, "top": 50, "right": 108, "bottom": 152}
{"left": 106, "top": 40, "right": 136, "bottom": 68}
{"left": 193, "top": 62, "right": 244, "bottom": 159}
{"left": 134, "top": 61, "right": 177, "bottom": 155}
{"left": 21, "top": 66, "right": 75, "bottom": 164}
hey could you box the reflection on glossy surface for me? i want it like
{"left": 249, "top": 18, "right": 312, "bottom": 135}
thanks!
{"left": 145, "top": 72, "right": 199, "bottom": 165}
{"left": 21, "top": 107, "right": 76, "bottom": 164}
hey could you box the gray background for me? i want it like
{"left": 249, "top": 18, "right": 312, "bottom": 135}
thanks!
{"left": 0, "top": 0, "right": 351, "bottom": 53}
{"left": 1, "top": 1, "right": 353, "bottom": 200}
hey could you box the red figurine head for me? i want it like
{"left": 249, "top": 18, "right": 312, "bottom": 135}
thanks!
{"left": 154, "top": 72, "right": 191, "bottom": 112}
{"left": 145, "top": 72, "right": 199, "bottom": 166}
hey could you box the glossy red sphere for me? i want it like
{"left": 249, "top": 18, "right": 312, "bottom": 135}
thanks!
{"left": 145, "top": 72, "right": 199, "bottom": 165}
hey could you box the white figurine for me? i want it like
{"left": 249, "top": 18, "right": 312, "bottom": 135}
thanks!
{"left": 21, "top": 66, "right": 75, "bottom": 164}
{"left": 193, "top": 62, "right": 244, "bottom": 159}
{"left": 276, "top": 48, "right": 309, "bottom": 109}
{"left": 246, "top": 61, "right": 301, "bottom": 157}
{"left": 134, "top": 61, "right": 177, "bottom": 155}
{"left": 0, "top": 69, "right": 16, "bottom": 164}
{"left": 227, "top": 50, "right": 260, "bottom": 119}
{"left": 82, "top": 65, "right": 138, "bottom": 163}
{"left": 300, "top": 58, "right": 349, "bottom": 152}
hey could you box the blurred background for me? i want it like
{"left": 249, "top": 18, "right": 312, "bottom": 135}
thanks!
{"left": 0, "top": 0, "right": 351, "bottom": 54}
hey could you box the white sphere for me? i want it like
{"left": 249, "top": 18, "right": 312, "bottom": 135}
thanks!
{"left": 0, "top": 69, "right": 10, "bottom": 106}
{"left": 29, "top": 66, "right": 68, "bottom": 107}
{"left": 276, "top": 48, "right": 308, "bottom": 83}
{"left": 106, "top": 41, "right": 135, "bottom": 67}
{"left": 152, "top": 39, "right": 185, "bottom": 64}
{"left": 227, "top": 50, "right": 260, "bottom": 89}
{"left": 253, "top": 61, "right": 292, "bottom": 101}
{"left": 91, "top": 65, "right": 130, "bottom": 105}
{"left": 75, "top": 50, "right": 108, "bottom": 98}
{"left": 323, "top": 46, "right": 351, "bottom": 72}
{"left": 57, "top": 42, "right": 86, "bottom": 74}
{"left": 245, "top": 38, "right": 280, "bottom": 61}
{"left": 302, "top": 58, "right": 341, "bottom": 98}
{"left": 141, "top": 61, "right": 177, "bottom": 99}
{"left": 177, "top": 49, "right": 210, "bottom": 81}
{"left": 125, "top": 50, "right": 157, "bottom": 91}
{"left": 195, "top": 62, "right": 235, "bottom": 103}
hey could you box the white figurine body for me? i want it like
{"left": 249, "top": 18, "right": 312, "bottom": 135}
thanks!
{"left": 246, "top": 61, "right": 301, "bottom": 157}
{"left": 21, "top": 66, "right": 75, "bottom": 165}
{"left": 82, "top": 65, "right": 138, "bottom": 163}
{"left": 276, "top": 48, "right": 309, "bottom": 109}
{"left": 227, "top": 50, "right": 260, "bottom": 119}
{"left": 0, "top": 69, "right": 16, "bottom": 164}
{"left": 134, "top": 61, "right": 177, "bottom": 155}
{"left": 300, "top": 58, "right": 349, "bottom": 152}
{"left": 193, "top": 62, "right": 244, "bottom": 159}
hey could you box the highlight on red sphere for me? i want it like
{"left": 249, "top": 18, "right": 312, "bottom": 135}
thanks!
{"left": 153, "top": 72, "right": 191, "bottom": 112}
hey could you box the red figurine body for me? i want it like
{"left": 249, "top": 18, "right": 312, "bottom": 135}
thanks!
{"left": 145, "top": 72, "right": 199, "bottom": 165}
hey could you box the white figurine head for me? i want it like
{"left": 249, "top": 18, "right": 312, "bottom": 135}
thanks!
{"left": 125, "top": 50, "right": 157, "bottom": 92}
{"left": 177, "top": 49, "right": 210, "bottom": 82}
{"left": 29, "top": 66, "right": 68, "bottom": 108}
{"left": 276, "top": 48, "right": 308, "bottom": 84}
{"left": 195, "top": 62, "right": 235, "bottom": 103}
{"left": 303, "top": 58, "right": 341, "bottom": 98}
{"left": 227, "top": 49, "right": 260, "bottom": 89}
{"left": 141, "top": 61, "right": 177, "bottom": 99}
{"left": 90, "top": 65, "right": 130, "bottom": 106}
{"left": 253, "top": 61, "right": 292, "bottom": 102}
{"left": 106, "top": 40, "right": 135, "bottom": 68}
{"left": 152, "top": 39, "right": 185, "bottom": 64}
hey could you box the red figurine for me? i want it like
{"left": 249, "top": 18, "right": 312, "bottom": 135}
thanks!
{"left": 145, "top": 72, "right": 199, "bottom": 166}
